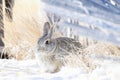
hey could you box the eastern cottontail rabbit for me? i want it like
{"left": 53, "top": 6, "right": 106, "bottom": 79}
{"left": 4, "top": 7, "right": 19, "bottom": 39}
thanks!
{"left": 35, "top": 13, "right": 98, "bottom": 72}
{"left": 35, "top": 20, "right": 96, "bottom": 73}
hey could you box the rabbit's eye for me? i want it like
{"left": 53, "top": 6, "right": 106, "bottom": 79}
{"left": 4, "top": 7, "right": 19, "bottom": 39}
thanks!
{"left": 45, "top": 40, "right": 49, "bottom": 45}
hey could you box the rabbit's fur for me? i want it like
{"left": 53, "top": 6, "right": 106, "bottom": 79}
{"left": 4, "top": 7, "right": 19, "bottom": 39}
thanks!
{"left": 35, "top": 21, "right": 94, "bottom": 73}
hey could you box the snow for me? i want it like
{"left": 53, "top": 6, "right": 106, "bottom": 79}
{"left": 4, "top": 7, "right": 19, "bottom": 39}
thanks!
{"left": 0, "top": 59, "right": 119, "bottom": 80}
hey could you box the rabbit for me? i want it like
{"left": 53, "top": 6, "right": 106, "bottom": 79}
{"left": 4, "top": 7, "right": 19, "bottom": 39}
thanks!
{"left": 35, "top": 20, "right": 96, "bottom": 73}
{"left": 35, "top": 14, "right": 97, "bottom": 73}
{"left": 35, "top": 22, "right": 64, "bottom": 73}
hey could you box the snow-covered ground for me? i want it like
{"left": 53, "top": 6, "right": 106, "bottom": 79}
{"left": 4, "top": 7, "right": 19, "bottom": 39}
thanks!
{"left": 0, "top": 59, "right": 120, "bottom": 80}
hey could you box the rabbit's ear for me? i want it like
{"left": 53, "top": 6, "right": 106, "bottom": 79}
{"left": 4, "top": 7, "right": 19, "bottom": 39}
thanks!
{"left": 48, "top": 26, "right": 53, "bottom": 39}
{"left": 43, "top": 22, "right": 50, "bottom": 36}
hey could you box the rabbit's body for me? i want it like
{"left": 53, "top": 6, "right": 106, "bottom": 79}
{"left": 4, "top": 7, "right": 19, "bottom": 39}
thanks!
{"left": 35, "top": 21, "right": 87, "bottom": 73}
{"left": 36, "top": 36, "right": 83, "bottom": 73}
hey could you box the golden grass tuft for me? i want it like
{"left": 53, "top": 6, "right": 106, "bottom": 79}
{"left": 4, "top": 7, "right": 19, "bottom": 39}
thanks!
{"left": 3, "top": 0, "right": 47, "bottom": 60}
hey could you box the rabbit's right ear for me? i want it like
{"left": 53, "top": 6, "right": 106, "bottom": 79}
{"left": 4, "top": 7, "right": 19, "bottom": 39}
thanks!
{"left": 43, "top": 22, "right": 50, "bottom": 36}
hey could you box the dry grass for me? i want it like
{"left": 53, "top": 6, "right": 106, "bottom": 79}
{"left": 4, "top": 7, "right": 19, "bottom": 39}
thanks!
{"left": 84, "top": 42, "right": 120, "bottom": 57}
{"left": 3, "top": 0, "right": 47, "bottom": 60}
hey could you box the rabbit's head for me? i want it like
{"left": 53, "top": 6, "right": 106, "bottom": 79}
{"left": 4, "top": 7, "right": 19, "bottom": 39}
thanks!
{"left": 37, "top": 22, "right": 56, "bottom": 55}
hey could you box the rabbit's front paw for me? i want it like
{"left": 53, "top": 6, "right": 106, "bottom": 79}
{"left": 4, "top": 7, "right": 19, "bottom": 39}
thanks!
{"left": 45, "top": 67, "right": 60, "bottom": 73}
{"left": 42, "top": 64, "right": 60, "bottom": 73}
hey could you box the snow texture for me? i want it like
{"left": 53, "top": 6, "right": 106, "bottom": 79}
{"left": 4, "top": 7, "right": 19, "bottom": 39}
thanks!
{"left": 0, "top": 59, "right": 120, "bottom": 80}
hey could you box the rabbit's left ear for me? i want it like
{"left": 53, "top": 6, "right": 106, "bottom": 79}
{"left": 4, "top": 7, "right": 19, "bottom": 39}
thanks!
{"left": 43, "top": 22, "right": 50, "bottom": 37}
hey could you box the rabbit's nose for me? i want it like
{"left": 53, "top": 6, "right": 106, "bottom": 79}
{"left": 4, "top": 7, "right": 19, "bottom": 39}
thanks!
{"left": 37, "top": 47, "right": 41, "bottom": 51}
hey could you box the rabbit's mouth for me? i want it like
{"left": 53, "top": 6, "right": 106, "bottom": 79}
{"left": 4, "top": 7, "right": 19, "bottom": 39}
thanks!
{"left": 37, "top": 47, "right": 47, "bottom": 53}
{"left": 36, "top": 47, "right": 56, "bottom": 55}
